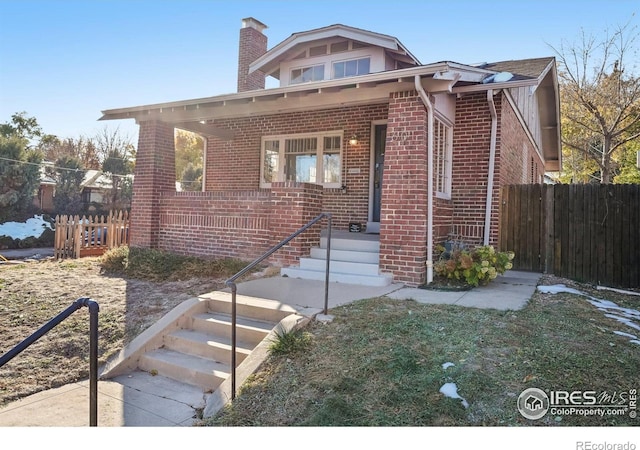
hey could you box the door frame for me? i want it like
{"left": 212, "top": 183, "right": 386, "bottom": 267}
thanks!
{"left": 368, "top": 120, "right": 387, "bottom": 224}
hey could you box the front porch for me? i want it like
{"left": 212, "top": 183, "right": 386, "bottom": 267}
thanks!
{"left": 281, "top": 229, "right": 394, "bottom": 286}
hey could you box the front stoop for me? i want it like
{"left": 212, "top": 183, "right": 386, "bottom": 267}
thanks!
{"left": 281, "top": 231, "right": 393, "bottom": 286}
{"left": 100, "top": 291, "right": 307, "bottom": 405}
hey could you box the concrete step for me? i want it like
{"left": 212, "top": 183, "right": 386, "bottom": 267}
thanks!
{"left": 139, "top": 348, "right": 230, "bottom": 391}
{"left": 299, "top": 257, "right": 380, "bottom": 276}
{"left": 310, "top": 247, "right": 379, "bottom": 264}
{"left": 164, "top": 329, "right": 253, "bottom": 364}
{"left": 199, "top": 291, "right": 298, "bottom": 323}
{"left": 190, "top": 312, "right": 274, "bottom": 346}
{"left": 320, "top": 235, "right": 380, "bottom": 253}
{"left": 281, "top": 267, "right": 393, "bottom": 286}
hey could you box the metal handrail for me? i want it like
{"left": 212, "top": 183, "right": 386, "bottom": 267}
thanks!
{"left": 225, "top": 212, "right": 332, "bottom": 399}
{"left": 0, "top": 297, "right": 100, "bottom": 426}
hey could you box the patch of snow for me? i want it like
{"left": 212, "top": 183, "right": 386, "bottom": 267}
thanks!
{"left": 603, "top": 314, "right": 640, "bottom": 332}
{"left": 0, "top": 215, "right": 53, "bottom": 240}
{"left": 539, "top": 284, "right": 640, "bottom": 345}
{"left": 439, "top": 382, "right": 469, "bottom": 408}
{"left": 442, "top": 362, "right": 455, "bottom": 370}
{"left": 613, "top": 331, "right": 638, "bottom": 340}
{"left": 537, "top": 284, "right": 584, "bottom": 296}
{"left": 597, "top": 285, "right": 640, "bottom": 297}
{"left": 630, "top": 340, "right": 640, "bottom": 345}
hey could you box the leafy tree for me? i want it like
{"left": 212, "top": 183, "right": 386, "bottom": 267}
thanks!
{"left": 0, "top": 111, "right": 42, "bottom": 142}
{"left": 180, "top": 162, "right": 203, "bottom": 191}
{"left": 0, "top": 136, "right": 42, "bottom": 222}
{"left": 0, "top": 114, "right": 43, "bottom": 222}
{"left": 552, "top": 20, "right": 640, "bottom": 183}
{"left": 175, "top": 128, "right": 204, "bottom": 188}
{"left": 52, "top": 155, "right": 85, "bottom": 215}
{"left": 613, "top": 140, "right": 640, "bottom": 183}
{"left": 39, "top": 135, "right": 101, "bottom": 170}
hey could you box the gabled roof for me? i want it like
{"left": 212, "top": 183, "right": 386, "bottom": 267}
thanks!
{"left": 81, "top": 170, "right": 112, "bottom": 190}
{"left": 249, "top": 23, "right": 421, "bottom": 78}
{"left": 478, "top": 57, "right": 555, "bottom": 81}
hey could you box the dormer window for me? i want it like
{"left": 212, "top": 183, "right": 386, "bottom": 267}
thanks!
{"left": 333, "top": 57, "right": 370, "bottom": 79}
{"left": 290, "top": 64, "right": 324, "bottom": 84}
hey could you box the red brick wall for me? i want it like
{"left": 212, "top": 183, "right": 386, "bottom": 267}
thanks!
{"left": 269, "top": 182, "right": 324, "bottom": 266}
{"left": 379, "top": 91, "right": 428, "bottom": 285}
{"left": 157, "top": 190, "right": 273, "bottom": 259}
{"left": 498, "top": 97, "right": 545, "bottom": 185}
{"left": 434, "top": 197, "right": 454, "bottom": 246}
{"left": 130, "top": 120, "right": 176, "bottom": 248}
{"left": 204, "top": 104, "right": 388, "bottom": 229}
{"left": 155, "top": 184, "right": 326, "bottom": 265}
{"left": 451, "top": 92, "right": 496, "bottom": 246}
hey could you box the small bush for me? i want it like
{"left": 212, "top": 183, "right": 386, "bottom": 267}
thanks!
{"left": 268, "top": 328, "right": 312, "bottom": 356}
{"left": 101, "top": 245, "right": 130, "bottom": 273}
{"left": 434, "top": 245, "right": 514, "bottom": 287}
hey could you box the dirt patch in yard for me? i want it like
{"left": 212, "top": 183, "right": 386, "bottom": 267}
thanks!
{"left": 0, "top": 257, "right": 231, "bottom": 406}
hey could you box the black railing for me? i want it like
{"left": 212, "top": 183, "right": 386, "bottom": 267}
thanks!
{"left": 0, "top": 297, "right": 100, "bottom": 426}
{"left": 225, "top": 212, "right": 332, "bottom": 399}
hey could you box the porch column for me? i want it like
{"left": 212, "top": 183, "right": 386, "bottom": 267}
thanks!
{"left": 130, "top": 120, "right": 176, "bottom": 249}
{"left": 269, "top": 182, "right": 324, "bottom": 266}
{"left": 379, "top": 91, "right": 429, "bottom": 286}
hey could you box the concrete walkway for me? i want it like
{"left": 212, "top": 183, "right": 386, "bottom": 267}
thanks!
{"left": 0, "top": 270, "right": 541, "bottom": 427}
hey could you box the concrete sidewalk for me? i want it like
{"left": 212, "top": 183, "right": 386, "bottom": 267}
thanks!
{"left": 0, "top": 270, "right": 541, "bottom": 427}
{"left": 0, "top": 247, "right": 54, "bottom": 261}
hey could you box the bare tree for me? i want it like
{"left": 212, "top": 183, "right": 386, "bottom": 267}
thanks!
{"left": 95, "top": 126, "right": 135, "bottom": 211}
{"left": 551, "top": 19, "right": 640, "bottom": 183}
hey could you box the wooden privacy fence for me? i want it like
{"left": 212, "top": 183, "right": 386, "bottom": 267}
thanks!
{"left": 500, "top": 184, "right": 640, "bottom": 288}
{"left": 54, "top": 211, "right": 130, "bottom": 259}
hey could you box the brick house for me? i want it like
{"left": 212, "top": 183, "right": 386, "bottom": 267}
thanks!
{"left": 100, "top": 18, "right": 561, "bottom": 287}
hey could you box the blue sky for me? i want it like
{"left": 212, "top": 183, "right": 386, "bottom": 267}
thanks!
{"left": 1, "top": 0, "right": 638, "bottom": 144}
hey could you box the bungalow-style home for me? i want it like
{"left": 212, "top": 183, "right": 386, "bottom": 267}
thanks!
{"left": 100, "top": 18, "right": 561, "bottom": 287}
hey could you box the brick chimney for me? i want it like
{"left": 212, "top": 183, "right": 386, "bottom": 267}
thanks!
{"left": 237, "top": 17, "right": 267, "bottom": 92}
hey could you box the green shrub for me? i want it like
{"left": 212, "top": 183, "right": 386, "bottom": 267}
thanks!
{"left": 434, "top": 245, "right": 514, "bottom": 287}
{"left": 268, "top": 328, "right": 312, "bottom": 356}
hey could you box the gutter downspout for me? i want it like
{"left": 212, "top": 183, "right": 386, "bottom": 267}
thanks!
{"left": 415, "top": 75, "right": 434, "bottom": 284}
{"left": 484, "top": 89, "right": 498, "bottom": 246}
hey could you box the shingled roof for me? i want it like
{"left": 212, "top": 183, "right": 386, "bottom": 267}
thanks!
{"left": 478, "top": 57, "right": 556, "bottom": 81}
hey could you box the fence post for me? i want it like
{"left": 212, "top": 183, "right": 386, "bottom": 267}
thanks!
{"left": 543, "top": 185, "right": 554, "bottom": 274}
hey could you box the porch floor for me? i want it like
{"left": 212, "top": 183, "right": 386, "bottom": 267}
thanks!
{"left": 320, "top": 229, "right": 380, "bottom": 242}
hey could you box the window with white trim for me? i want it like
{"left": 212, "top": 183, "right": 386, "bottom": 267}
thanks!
{"left": 261, "top": 132, "right": 342, "bottom": 188}
{"left": 290, "top": 64, "right": 324, "bottom": 84}
{"left": 434, "top": 118, "right": 453, "bottom": 198}
{"left": 333, "top": 57, "right": 370, "bottom": 79}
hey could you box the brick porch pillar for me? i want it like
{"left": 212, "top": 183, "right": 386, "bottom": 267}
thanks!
{"left": 269, "top": 182, "right": 324, "bottom": 266}
{"left": 379, "top": 91, "right": 429, "bottom": 286}
{"left": 130, "top": 120, "right": 176, "bottom": 248}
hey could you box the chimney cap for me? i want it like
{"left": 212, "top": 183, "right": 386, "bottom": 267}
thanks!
{"left": 241, "top": 17, "right": 268, "bottom": 33}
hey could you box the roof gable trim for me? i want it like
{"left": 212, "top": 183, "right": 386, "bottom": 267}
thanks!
{"left": 249, "top": 24, "right": 419, "bottom": 75}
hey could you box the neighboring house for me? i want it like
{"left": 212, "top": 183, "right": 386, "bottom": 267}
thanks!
{"left": 81, "top": 169, "right": 112, "bottom": 206}
{"left": 34, "top": 169, "right": 56, "bottom": 213}
{"left": 100, "top": 18, "right": 561, "bottom": 286}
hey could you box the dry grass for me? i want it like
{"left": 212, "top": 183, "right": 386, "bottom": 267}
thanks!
{"left": 2, "top": 255, "right": 639, "bottom": 427}
{"left": 0, "top": 253, "right": 241, "bottom": 406}
{"left": 205, "top": 275, "right": 640, "bottom": 427}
